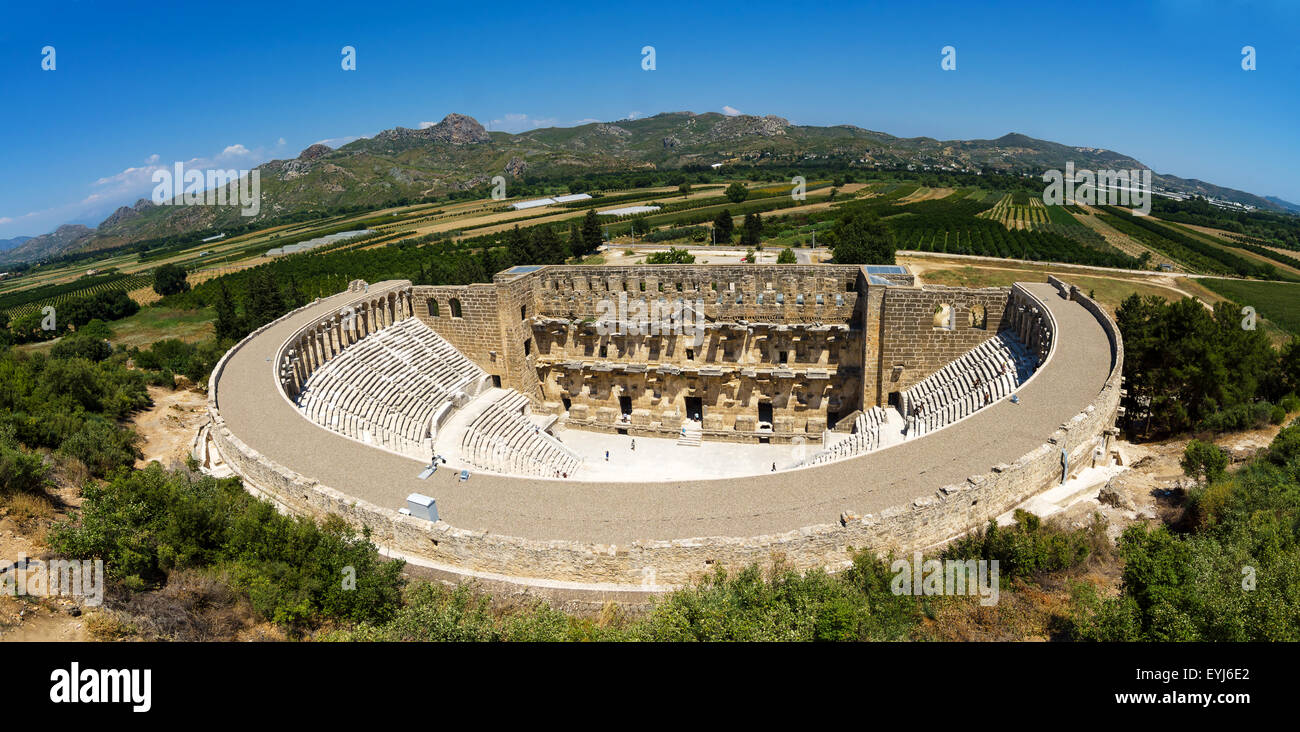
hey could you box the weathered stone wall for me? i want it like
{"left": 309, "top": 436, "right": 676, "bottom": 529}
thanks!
{"left": 876, "top": 285, "right": 1011, "bottom": 401}
{"left": 411, "top": 281, "right": 542, "bottom": 398}
{"left": 207, "top": 275, "right": 1122, "bottom": 594}
{"left": 532, "top": 264, "right": 862, "bottom": 323}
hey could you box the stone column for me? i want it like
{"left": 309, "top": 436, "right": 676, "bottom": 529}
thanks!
{"left": 303, "top": 336, "right": 316, "bottom": 374}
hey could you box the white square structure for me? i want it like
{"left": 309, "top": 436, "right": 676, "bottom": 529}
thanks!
{"left": 405, "top": 493, "right": 438, "bottom": 521}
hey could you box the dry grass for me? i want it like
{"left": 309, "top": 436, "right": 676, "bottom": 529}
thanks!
{"left": 108, "top": 569, "right": 256, "bottom": 641}
{"left": 84, "top": 609, "right": 138, "bottom": 641}
{"left": 2, "top": 492, "right": 55, "bottom": 527}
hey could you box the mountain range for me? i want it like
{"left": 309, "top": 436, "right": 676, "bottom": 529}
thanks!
{"left": 0, "top": 236, "right": 33, "bottom": 253}
{"left": 2, "top": 111, "right": 1292, "bottom": 266}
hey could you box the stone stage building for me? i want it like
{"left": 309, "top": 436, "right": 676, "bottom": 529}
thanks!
{"left": 378, "top": 264, "right": 1047, "bottom": 445}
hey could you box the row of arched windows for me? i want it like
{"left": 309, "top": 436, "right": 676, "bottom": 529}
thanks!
{"left": 427, "top": 298, "right": 462, "bottom": 318}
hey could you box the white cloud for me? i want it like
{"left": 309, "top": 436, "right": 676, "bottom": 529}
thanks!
{"left": 722, "top": 105, "right": 742, "bottom": 116}
{"left": 313, "top": 135, "right": 363, "bottom": 148}
{"left": 418, "top": 121, "right": 438, "bottom": 129}
{"left": 486, "top": 113, "right": 561, "bottom": 133}
{"left": 1, "top": 140, "right": 284, "bottom": 239}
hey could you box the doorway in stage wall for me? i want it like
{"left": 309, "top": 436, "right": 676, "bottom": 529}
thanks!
{"left": 619, "top": 396, "right": 633, "bottom": 416}
{"left": 758, "top": 401, "right": 773, "bottom": 424}
{"left": 684, "top": 396, "right": 703, "bottom": 422}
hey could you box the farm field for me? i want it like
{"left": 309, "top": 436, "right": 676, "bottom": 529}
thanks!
{"left": 1074, "top": 206, "right": 1179, "bottom": 269}
{"left": 980, "top": 193, "right": 1049, "bottom": 230}
{"left": 1197, "top": 278, "right": 1300, "bottom": 336}
{"left": 15, "top": 305, "right": 216, "bottom": 355}
{"left": 903, "top": 256, "right": 1220, "bottom": 311}
{"left": 0, "top": 271, "right": 153, "bottom": 318}
{"left": 1158, "top": 219, "right": 1300, "bottom": 276}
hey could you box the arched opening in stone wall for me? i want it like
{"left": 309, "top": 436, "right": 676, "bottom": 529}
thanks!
{"left": 970, "top": 304, "right": 987, "bottom": 329}
{"left": 450, "top": 298, "right": 463, "bottom": 318}
{"left": 427, "top": 299, "right": 440, "bottom": 317}
{"left": 933, "top": 303, "right": 954, "bottom": 330}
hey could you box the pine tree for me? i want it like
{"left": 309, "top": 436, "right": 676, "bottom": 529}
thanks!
{"left": 741, "top": 212, "right": 763, "bottom": 246}
{"left": 245, "top": 269, "right": 286, "bottom": 328}
{"left": 533, "top": 227, "right": 565, "bottom": 264}
{"left": 712, "top": 209, "right": 734, "bottom": 244}
{"left": 214, "top": 281, "right": 241, "bottom": 342}
{"left": 581, "top": 209, "right": 603, "bottom": 254}
{"left": 506, "top": 225, "right": 532, "bottom": 263}
{"left": 568, "top": 222, "right": 582, "bottom": 258}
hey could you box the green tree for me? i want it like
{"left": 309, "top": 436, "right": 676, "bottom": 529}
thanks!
{"left": 1181, "top": 439, "right": 1228, "bottom": 483}
{"left": 505, "top": 225, "right": 532, "bottom": 263}
{"left": 214, "top": 281, "right": 241, "bottom": 342}
{"left": 532, "top": 226, "right": 566, "bottom": 264}
{"left": 630, "top": 215, "right": 651, "bottom": 237}
{"left": 777, "top": 247, "right": 797, "bottom": 264}
{"left": 678, "top": 181, "right": 692, "bottom": 198}
{"left": 725, "top": 182, "right": 749, "bottom": 203}
{"left": 581, "top": 209, "right": 603, "bottom": 255}
{"left": 830, "top": 208, "right": 896, "bottom": 265}
{"left": 244, "top": 268, "right": 286, "bottom": 329}
{"left": 567, "top": 222, "right": 582, "bottom": 259}
{"left": 712, "top": 209, "right": 734, "bottom": 244}
{"left": 153, "top": 263, "right": 191, "bottom": 296}
{"left": 741, "top": 212, "right": 763, "bottom": 246}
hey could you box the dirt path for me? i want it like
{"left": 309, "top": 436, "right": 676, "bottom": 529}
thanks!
{"left": 131, "top": 385, "right": 210, "bottom": 469}
{"left": 0, "top": 474, "right": 90, "bottom": 641}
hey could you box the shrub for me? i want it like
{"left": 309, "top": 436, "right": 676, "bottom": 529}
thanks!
{"left": 1271, "top": 404, "right": 1288, "bottom": 425}
{"left": 1196, "top": 401, "right": 1275, "bottom": 433}
{"left": 645, "top": 248, "right": 695, "bottom": 264}
{"left": 1181, "top": 439, "right": 1229, "bottom": 483}
{"left": 47, "top": 464, "right": 405, "bottom": 628}
{"left": 942, "top": 510, "right": 1099, "bottom": 580}
{"left": 1280, "top": 394, "right": 1300, "bottom": 413}
{"left": 0, "top": 437, "right": 51, "bottom": 497}
{"left": 129, "top": 338, "right": 223, "bottom": 384}
{"left": 58, "top": 417, "right": 141, "bottom": 476}
{"left": 51, "top": 335, "right": 113, "bottom": 362}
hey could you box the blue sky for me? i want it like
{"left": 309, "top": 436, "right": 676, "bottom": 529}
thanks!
{"left": 1, "top": 0, "right": 1298, "bottom": 239}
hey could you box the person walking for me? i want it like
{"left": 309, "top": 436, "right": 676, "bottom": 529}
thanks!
{"left": 631, "top": 439, "right": 636, "bottom": 451}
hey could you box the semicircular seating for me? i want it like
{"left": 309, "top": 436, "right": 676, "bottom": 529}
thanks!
{"left": 295, "top": 317, "right": 490, "bottom": 458}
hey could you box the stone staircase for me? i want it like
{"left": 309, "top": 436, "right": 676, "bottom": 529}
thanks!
{"left": 677, "top": 422, "right": 702, "bottom": 447}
